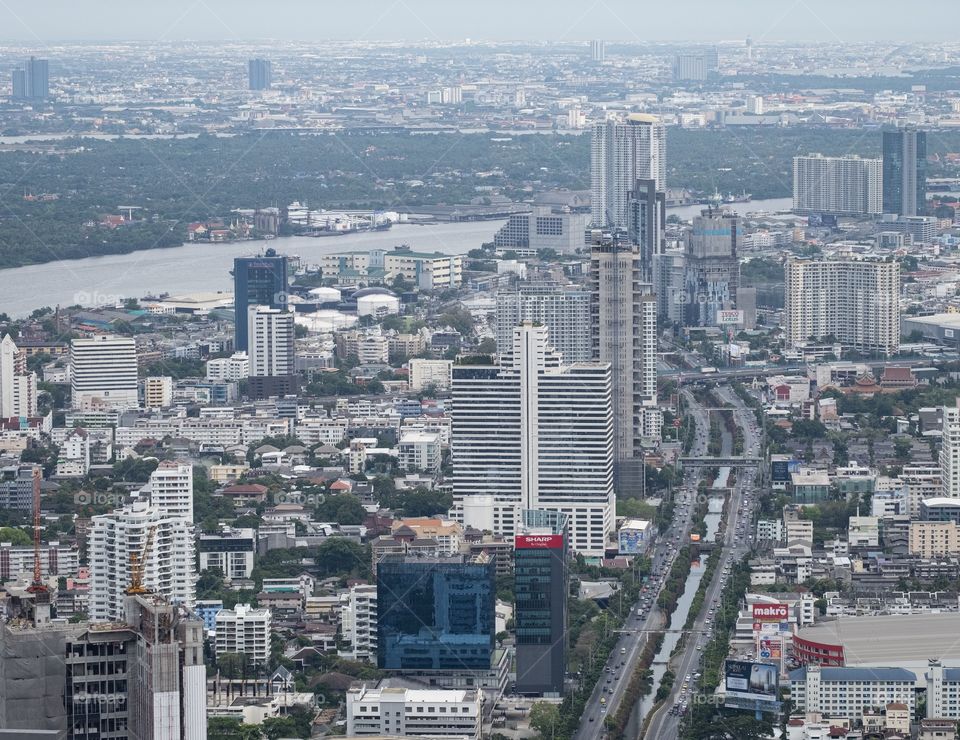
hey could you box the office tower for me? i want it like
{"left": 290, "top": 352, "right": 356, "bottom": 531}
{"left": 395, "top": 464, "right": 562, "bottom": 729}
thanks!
{"left": 11, "top": 69, "right": 26, "bottom": 99}
{"left": 248, "top": 58, "right": 272, "bottom": 90}
{"left": 514, "top": 510, "right": 569, "bottom": 696}
{"left": 70, "top": 334, "right": 139, "bottom": 410}
{"left": 683, "top": 209, "right": 742, "bottom": 327}
{"left": 495, "top": 282, "right": 591, "bottom": 362}
{"left": 591, "top": 115, "right": 666, "bottom": 229}
{"left": 792, "top": 154, "right": 883, "bottom": 216}
{"left": 451, "top": 322, "right": 614, "bottom": 555}
{"left": 376, "top": 554, "right": 495, "bottom": 670}
{"left": 588, "top": 230, "right": 660, "bottom": 491}
{"left": 0, "top": 592, "right": 206, "bottom": 739}
{"left": 590, "top": 39, "right": 606, "bottom": 62}
{"left": 142, "top": 460, "right": 194, "bottom": 520}
{"left": 0, "top": 334, "right": 37, "bottom": 417}
{"left": 215, "top": 604, "right": 272, "bottom": 665}
{"left": 653, "top": 248, "right": 687, "bottom": 326}
{"left": 89, "top": 500, "right": 196, "bottom": 622}
{"left": 940, "top": 404, "right": 960, "bottom": 500}
{"left": 883, "top": 127, "right": 927, "bottom": 216}
{"left": 233, "top": 251, "right": 288, "bottom": 351}
{"left": 626, "top": 178, "right": 666, "bottom": 282}
{"left": 784, "top": 258, "right": 900, "bottom": 356}
{"left": 247, "top": 305, "right": 297, "bottom": 399}
{"left": 25, "top": 57, "right": 48, "bottom": 99}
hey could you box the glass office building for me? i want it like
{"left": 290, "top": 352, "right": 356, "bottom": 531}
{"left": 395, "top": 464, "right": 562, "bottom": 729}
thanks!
{"left": 882, "top": 128, "right": 927, "bottom": 217}
{"left": 377, "top": 555, "right": 495, "bottom": 670}
{"left": 232, "top": 251, "right": 288, "bottom": 351}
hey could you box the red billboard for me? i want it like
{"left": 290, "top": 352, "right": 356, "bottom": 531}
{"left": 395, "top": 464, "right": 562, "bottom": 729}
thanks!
{"left": 752, "top": 603, "right": 788, "bottom": 622}
{"left": 515, "top": 534, "right": 563, "bottom": 549}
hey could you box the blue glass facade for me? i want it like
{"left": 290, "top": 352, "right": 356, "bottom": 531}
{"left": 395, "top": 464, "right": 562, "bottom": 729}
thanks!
{"left": 233, "top": 252, "right": 288, "bottom": 351}
{"left": 377, "top": 556, "right": 495, "bottom": 670}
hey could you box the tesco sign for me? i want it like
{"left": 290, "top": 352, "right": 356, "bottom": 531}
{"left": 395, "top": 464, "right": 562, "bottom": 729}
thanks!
{"left": 752, "top": 603, "right": 788, "bottom": 622}
{"left": 516, "top": 534, "right": 563, "bottom": 550}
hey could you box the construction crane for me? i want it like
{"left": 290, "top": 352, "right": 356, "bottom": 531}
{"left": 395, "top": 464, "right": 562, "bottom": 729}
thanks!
{"left": 127, "top": 525, "right": 158, "bottom": 596}
{"left": 26, "top": 467, "right": 46, "bottom": 595}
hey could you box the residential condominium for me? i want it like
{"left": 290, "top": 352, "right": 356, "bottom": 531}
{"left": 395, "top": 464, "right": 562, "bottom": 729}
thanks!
{"left": 141, "top": 460, "right": 194, "bottom": 520}
{"left": 70, "top": 334, "right": 139, "bottom": 410}
{"left": 451, "top": 322, "right": 614, "bottom": 555}
{"left": 941, "top": 403, "right": 960, "bottom": 500}
{"left": 784, "top": 258, "right": 900, "bottom": 356}
{"left": 0, "top": 334, "right": 38, "bottom": 418}
{"left": 247, "top": 305, "right": 296, "bottom": 399}
{"left": 215, "top": 604, "right": 272, "bottom": 665}
{"left": 792, "top": 153, "right": 883, "bottom": 216}
{"left": 495, "top": 282, "right": 591, "bottom": 362}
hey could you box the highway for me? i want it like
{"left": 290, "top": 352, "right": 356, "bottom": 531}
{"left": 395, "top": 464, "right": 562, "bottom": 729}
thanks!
{"left": 644, "top": 384, "right": 762, "bottom": 739}
{"left": 572, "top": 391, "right": 714, "bottom": 739}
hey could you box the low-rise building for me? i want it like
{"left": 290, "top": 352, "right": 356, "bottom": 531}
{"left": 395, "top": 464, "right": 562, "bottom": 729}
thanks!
{"left": 909, "top": 521, "right": 960, "bottom": 557}
{"left": 346, "top": 684, "right": 482, "bottom": 739}
{"left": 789, "top": 665, "right": 916, "bottom": 721}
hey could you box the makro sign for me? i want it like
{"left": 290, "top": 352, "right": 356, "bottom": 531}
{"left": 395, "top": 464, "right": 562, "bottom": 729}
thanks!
{"left": 752, "top": 603, "right": 788, "bottom": 622}
{"left": 516, "top": 534, "right": 563, "bottom": 549}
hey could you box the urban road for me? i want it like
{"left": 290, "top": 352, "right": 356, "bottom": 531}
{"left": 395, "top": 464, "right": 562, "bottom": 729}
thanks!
{"left": 572, "top": 391, "right": 714, "bottom": 740}
{"left": 644, "top": 384, "right": 762, "bottom": 739}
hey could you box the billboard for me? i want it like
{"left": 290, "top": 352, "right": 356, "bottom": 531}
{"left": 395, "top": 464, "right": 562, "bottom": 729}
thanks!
{"left": 717, "top": 310, "right": 745, "bottom": 326}
{"left": 770, "top": 459, "right": 799, "bottom": 483}
{"left": 515, "top": 534, "right": 563, "bottom": 550}
{"left": 759, "top": 636, "right": 782, "bottom": 661}
{"left": 618, "top": 526, "right": 649, "bottom": 555}
{"left": 724, "top": 660, "right": 780, "bottom": 711}
{"left": 753, "top": 603, "right": 788, "bottom": 622}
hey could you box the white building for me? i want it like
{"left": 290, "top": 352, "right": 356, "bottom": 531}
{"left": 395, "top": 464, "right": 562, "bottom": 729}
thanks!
{"left": 0, "top": 334, "right": 37, "bottom": 418}
{"left": 89, "top": 501, "right": 196, "bottom": 622}
{"left": 940, "top": 403, "right": 960, "bottom": 500}
{"left": 70, "top": 335, "right": 139, "bottom": 410}
{"left": 408, "top": 359, "right": 453, "bottom": 391}
{"left": 339, "top": 583, "right": 378, "bottom": 663}
{"left": 215, "top": 604, "right": 272, "bottom": 665}
{"left": 142, "top": 461, "right": 194, "bottom": 520}
{"left": 789, "top": 665, "right": 916, "bottom": 721}
{"left": 55, "top": 427, "right": 91, "bottom": 477}
{"left": 591, "top": 114, "right": 666, "bottom": 229}
{"left": 346, "top": 684, "right": 482, "bottom": 739}
{"left": 784, "top": 258, "right": 900, "bottom": 356}
{"left": 495, "top": 283, "right": 592, "bottom": 362}
{"left": 248, "top": 306, "right": 295, "bottom": 378}
{"left": 398, "top": 430, "right": 442, "bottom": 473}
{"left": 848, "top": 515, "right": 880, "bottom": 547}
{"left": 451, "top": 322, "right": 615, "bottom": 556}
{"left": 792, "top": 154, "right": 883, "bottom": 216}
{"left": 198, "top": 527, "right": 256, "bottom": 580}
{"left": 902, "top": 464, "right": 942, "bottom": 519}
{"left": 206, "top": 352, "right": 250, "bottom": 382}
{"left": 142, "top": 375, "right": 173, "bottom": 410}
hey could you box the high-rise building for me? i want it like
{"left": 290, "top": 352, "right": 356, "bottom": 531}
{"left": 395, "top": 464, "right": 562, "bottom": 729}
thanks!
{"left": 493, "top": 205, "right": 591, "bottom": 254}
{"left": 142, "top": 460, "right": 194, "bottom": 520}
{"left": 0, "top": 592, "right": 206, "bottom": 739}
{"left": 233, "top": 251, "right": 288, "bottom": 351}
{"left": 377, "top": 554, "right": 495, "bottom": 670}
{"left": 25, "top": 57, "right": 49, "bottom": 99}
{"left": 495, "top": 282, "right": 591, "bottom": 362}
{"left": 248, "top": 58, "right": 272, "bottom": 90}
{"left": 784, "top": 258, "right": 900, "bottom": 356}
{"left": 588, "top": 229, "right": 660, "bottom": 490}
{"left": 10, "top": 69, "right": 26, "bottom": 99}
{"left": 793, "top": 154, "right": 883, "bottom": 216}
{"left": 215, "top": 604, "right": 272, "bottom": 665}
{"left": 514, "top": 510, "right": 569, "bottom": 696}
{"left": 653, "top": 248, "right": 687, "bottom": 325}
{"left": 590, "top": 39, "right": 606, "bottom": 63}
{"left": 451, "top": 323, "right": 615, "bottom": 554}
{"left": 70, "top": 335, "right": 139, "bottom": 410}
{"left": 89, "top": 500, "right": 196, "bottom": 622}
{"left": 626, "top": 178, "right": 666, "bottom": 282}
{"left": 340, "top": 583, "right": 378, "bottom": 663}
{"left": 0, "top": 334, "right": 37, "bottom": 417}
{"left": 883, "top": 127, "right": 927, "bottom": 216}
{"left": 591, "top": 115, "right": 666, "bottom": 229}
{"left": 247, "top": 305, "right": 297, "bottom": 399}
{"left": 940, "top": 403, "right": 960, "bottom": 500}
{"left": 683, "top": 209, "right": 742, "bottom": 327}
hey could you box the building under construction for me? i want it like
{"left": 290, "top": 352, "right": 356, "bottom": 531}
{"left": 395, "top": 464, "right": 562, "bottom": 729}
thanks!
{"left": 0, "top": 589, "right": 206, "bottom": 739}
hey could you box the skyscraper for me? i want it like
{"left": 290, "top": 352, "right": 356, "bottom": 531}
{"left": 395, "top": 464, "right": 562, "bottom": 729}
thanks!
{"left": 590, "top": 39, "right": 606, "bottom": 63}
{"left": 683, "top": 209, "right": 742, "bottom": 327}
{"left": 588, "top": 229, "right": 660, "bottom": 491}
{"left": 883, "top": 127, "right": 927, "bottom": 217}
{"left": 591, "top": 115, "right": 666, "bottom": 229}
{"left": 495, "top": 282, "right": 591, "bottom": 362}
{"left": 0, "top": 334, "right": 37, "bottom": 418}
{"left": 70, "top": 335, "right": 139, "bottom": 410}
{"left": 247, "top": 305, "right": 297, "bottom": 399}
{"left": 233, "top": 251, "right": 288, "bottom": 351}
{"left": 451, "top": 323, "right": 614, "bottom": 555}
{"left": 626, "top": 178, "right": 666, "bottom": 282}
{"left": 11, "top": 69, "right": 26, "bottom": 99}
{"left": 25, "top": 57, "right": 49, "bottom": 99}
{"left": 784, "top": 258, "right": 900, "bottom": 356}
{"left": 793, "top": 154, "right": 883, "bottom": 216}
{"left": 514, "top": 510, "right": 569, "bottom": 696}
{"left": 248, "top": 58, "right": 272, "bottom": 90}
{"left": 940, "top": 403, "right": 960, "bottom": 500}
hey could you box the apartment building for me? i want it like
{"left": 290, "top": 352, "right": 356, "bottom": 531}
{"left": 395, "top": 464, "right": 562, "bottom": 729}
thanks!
{"left": 215, "top": 604, "right": 272, "bottom": 665}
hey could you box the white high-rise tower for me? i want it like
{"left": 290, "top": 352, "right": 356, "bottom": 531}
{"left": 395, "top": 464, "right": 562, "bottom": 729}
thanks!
{"left": 70, "top": 335, "right": 138, "bottom": 410}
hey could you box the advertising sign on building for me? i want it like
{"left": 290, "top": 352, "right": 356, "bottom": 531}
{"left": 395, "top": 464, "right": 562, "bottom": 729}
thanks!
{"left": 752, "top": 603, "right": 788, "bottom": 622}
{"left": 515, "top": 534, "right": 563, "bottom": 549}
{"left": 717, "top": 310, "right": 745, "bottom": 326}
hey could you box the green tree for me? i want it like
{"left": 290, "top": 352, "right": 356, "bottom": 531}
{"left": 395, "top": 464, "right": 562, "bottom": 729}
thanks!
{"left": 528, "top": 702, "right": 561, "bottom": 739}
{"left": 207, "top": 717, "right": 262, "bottom": 740}
{"left": 0, "top": 526, "right": 31, "bottom": 546}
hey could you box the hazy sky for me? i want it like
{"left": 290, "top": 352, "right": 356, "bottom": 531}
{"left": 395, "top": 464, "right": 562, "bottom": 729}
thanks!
{"left": 0, "top": 1, "right": 951, "bottom": 43}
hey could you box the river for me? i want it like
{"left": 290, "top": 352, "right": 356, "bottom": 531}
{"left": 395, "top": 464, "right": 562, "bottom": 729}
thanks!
{"left": 0, "top": 197, "right": 792, "bottom": 317}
